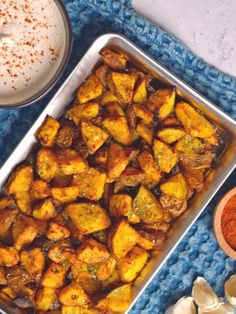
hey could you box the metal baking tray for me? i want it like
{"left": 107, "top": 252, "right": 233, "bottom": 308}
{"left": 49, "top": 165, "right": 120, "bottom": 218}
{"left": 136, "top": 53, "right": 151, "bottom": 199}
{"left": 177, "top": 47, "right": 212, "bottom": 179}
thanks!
{"left": 0, "top": 33, "right": 236, "bottom": 314}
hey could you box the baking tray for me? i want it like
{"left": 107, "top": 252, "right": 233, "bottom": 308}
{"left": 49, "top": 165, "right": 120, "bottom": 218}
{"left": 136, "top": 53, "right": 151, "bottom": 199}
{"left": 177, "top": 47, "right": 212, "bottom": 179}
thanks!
{"left": 0, "top": 33, "right": 236, "bottom": 314}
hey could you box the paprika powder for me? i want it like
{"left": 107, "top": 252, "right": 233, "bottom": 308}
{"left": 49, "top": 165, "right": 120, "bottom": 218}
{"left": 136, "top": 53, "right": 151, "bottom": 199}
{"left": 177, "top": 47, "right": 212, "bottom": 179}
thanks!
{"left": 221, "top": 194, "right": 236, "bottom": 250}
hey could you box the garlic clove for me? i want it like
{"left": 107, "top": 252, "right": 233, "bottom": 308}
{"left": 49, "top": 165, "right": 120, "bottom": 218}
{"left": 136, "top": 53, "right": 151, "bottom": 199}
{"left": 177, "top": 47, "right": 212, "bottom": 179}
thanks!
{"left": 225, "top": 274, "right": 236, "bottom": 306}
{"left": 198, "top": 302, "right": 234, "bottom": 314}
{"left": 192, "top": 277, "right": 220, "bottom": 311}
{"left": 165, "top": 296, "right": 196, "bottom": 314}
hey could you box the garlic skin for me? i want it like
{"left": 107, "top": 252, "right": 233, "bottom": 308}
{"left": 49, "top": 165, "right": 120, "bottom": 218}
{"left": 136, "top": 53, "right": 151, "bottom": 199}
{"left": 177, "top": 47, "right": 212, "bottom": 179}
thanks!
{"left": 225, "top": 274, "right": 236, "bottom": 306}
{"left": 192, "top": 277, "right": 220, "bottom": 311}
{"left": 165, "top": 296, "right": 196, "bottom": 314}
{"left": 198, "top": 302, "right": 234, "bottom": 314}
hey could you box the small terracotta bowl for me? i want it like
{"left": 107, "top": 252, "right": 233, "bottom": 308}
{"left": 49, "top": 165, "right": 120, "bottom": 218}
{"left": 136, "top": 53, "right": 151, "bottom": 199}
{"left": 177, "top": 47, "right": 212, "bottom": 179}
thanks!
{"left": 213, "top": 187, "right": 236, "bottom": 260}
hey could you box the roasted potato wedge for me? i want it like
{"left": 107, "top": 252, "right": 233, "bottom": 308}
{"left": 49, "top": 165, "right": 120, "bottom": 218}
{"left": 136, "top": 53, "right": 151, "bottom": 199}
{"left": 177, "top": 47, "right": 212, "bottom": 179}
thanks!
{"left": 59, "top": 282, "right": 89, "bottom": 306}
{"left": 0, "top": 247, "right": 19, "bottom": 267}
{"left": 77, "top": 75, "right": 103, "bottom": 104}
{"left": 57, "top": 149, "right": 88, "bottom": 175}
{"left": 48, "top": 240, "right": 74, "bottom": 264}
{"left": 76, "top": 239, "right": 110, "bottom": 264}
{"left": 51, "top": 186, "right": 79, "bottom": 204}
{"left": 160, "top": 173, "right": 188, "bottom": 200}
{"left": 20, "top": 248, "right": 45, "bottom": 281}
{"left": 101, "top": 90, "right": 119, "bottom": 105}
{"left": 106, "top": 143, "right": 129, "bottom": 181}
{"left": 103, "top": 116, "right": 133, "bottom": 145}
{"left": 175, "top": 134, "right": 205, "bottom": 153}
{"left": 33, "top": 198, "right": 56, "bottom": 220}
{"left": 56, "top": 126, "right": 75, "bottom": 148}
{"left": 137, "top": 151, "right": 161, "bottom": 183}
{"left": 160, "top": 194, "right": 187, "bottom": 218}
{"left": 95, "top": 64, "right": 109, "bottom": 86}
{"left": 133, "top": 78, "right": 147, "bottom": 103}
{"left": 6, "top": 265, "right": 33, "bottom": 293}
{"left": 66, "top": 103, "right": 99, "bottom": 126}
{"left": 183, "top": 167, "right": 204, "bottom": 192}
{"left": 105, "top": 102, "right": 125, "bottom": 117}
{"left": 31, "top": 179, "right": 50, "bottom": 199}
{"left": 0, "top": 267, "right": 7, "bottom": 285}
{"left": 157, "top": 128, "right": 186, "bottom": 144}
{"left": 148, "top": 88, "right": 176, "bottom": 119}
{"left": 37, "top": 148, "right": 58, "bottom": 182}
{"left": 4, "top": 165, "right": 33, "bottom": 195}
{"left": 47, "top": 222, "right": 70, "bottom": 241}
{"left": 0, "top": 208, "right": 18, "bottom": 239}
{"left": 36, "top": 115, "right": 60, "bottom": 147}
{"left": 100, "top": 48, "right": 127, "bottom": 70}
{"left": 133, "top": 103, "right": 153, "bottom": 124}
{"left": 41, "top": 263, "right": 67, "bottom": 288}
{"left": 35, "top": 286, "right": 58, "bottom": 311}
{"left": 136, "top": 123, "right": 154, "bottom": 145}
{"left": 153, "top": 139, "right": 179, "bottom": 173}
{"left": 61, "top": 305, "right": 99, "bottom": 314}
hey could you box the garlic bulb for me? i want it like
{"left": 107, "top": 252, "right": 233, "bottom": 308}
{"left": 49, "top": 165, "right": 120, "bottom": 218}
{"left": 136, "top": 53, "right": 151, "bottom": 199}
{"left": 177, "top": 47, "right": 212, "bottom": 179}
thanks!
{"left": 192, "top": 277, "right": 219, "bottom": 311}
{"left": 165, "top": 296, "right": 196, "bottom": 314}
{"left": 198, "top": 302, "right": 234, "bottom": 314}
{"left": 225, "top": 274, "right": 236, "bottom": 306}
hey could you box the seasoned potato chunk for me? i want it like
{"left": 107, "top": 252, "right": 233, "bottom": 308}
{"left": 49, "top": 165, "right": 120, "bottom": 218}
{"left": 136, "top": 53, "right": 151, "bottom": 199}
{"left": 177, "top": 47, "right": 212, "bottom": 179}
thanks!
{"left": 72, "top": 168, "right": 106, "bottom": 201}
{"left": 175, "top": 134, "right": 205, "bottom": 153}
{"left": 101, "top": 90, "right": 119, "bottom": 105}
{"left": 95, "top": 257, "right": 117, "bottom": 281}
{"left": 133, "top": 78, "right": 147, "bottom": 103}
{"left": 31, "top": 179, "right": 50, "bottom": 199}
{"left": 33, "top": 198, "right": 56, "bottom": 220}
{"left": 160, "top": 173, "right": 188, "bottom": 200}
{"left": 100, "top": 48, "right": 127, "bottom": 70}
{"left": 103, "top": 116, "right": 133, "bottom": 145}
{"left": 107, "top": 72, "right": 136, "bottom": 104}
{"left": 136, "top": 123, "right": 154, "bottom": 145}
{"left": 47, "top": 222, "right": 70, "bottom": 241}
{"left": 105, "top": 103, "right": 125, "bottom": 117}
{"left": 15, "top": 191, "right": 31, "bottom": 214}
{"left": 59, "top": 282, "right": 89, "bottom": 306}
{"left": 57, "top": 149, "right": 88, "bottom": 175}
{"left": 180, "top": 151, "right": 214, "bottom": 169}
{"left": 109, "top": 194, "right": 140, "bottom": 224}
{"left": 37, "top": 148, "right": 58, "bottom": 182}
{"left": 20, "top": 248, "right": 45, "bottom": 281}
{"left": 62, "top": 305, "right": 99, "bottom": 314}
{"left": 48, "top": 240, "right": 74, "bottom": 264}
{"left": 51, "top": 186, "right": 79, "bottom": 204}
{"left": 77, "top": 239, "right": 110, "bottom": 264}
{"left": 0, "top": 196, "right": 16, "bottom": 210}
{"left": 12, "top": 215, "right": 38, "bottom": 251}
{"left": 0, "top": 208, "right": 18, "bottom": 238}
{"left": 119, "top": 246, "right": 148, "bottom": 282}
{"left": 97, "top": 284, "right": 131, "bottom": 312}
{"left": 95, "top": 64, "right": 109, "bottom": 86}
{"left": 56, "top": 126, "right": 74, "bottom": 148}
{"left": 36, "top": 115, "right": 60, "bottom": 147}
{"left": 106, "top": 143, "right": 129, "bottom": 181}
{"left": 94, "top": 147, "right": 108, "bottom": 166}
{"left": 133, "top": 103, "right": 153, "bottom": 124}
{"left": 77, "top": 75, "right": 103, "bottom": 104}
{"left": 66, "top": 203, "right": 111, "bottom": 234}
{"left": 137, "top": 233, "right": 155, "bottom": 250}
{"left": 137, "top": 151, "right": 161, "bottom": 183}
{"left": 175, "top": 101, "right": 215, "bottom": 138}
{"left": 41, "top": 263, "right": 67, "bottom": 288}
{"left": 134, "top": 186, "right": 163, "bottom": 223}
{"left": 81, "top": 119, "right": 109, "bottom": 153}
{"left": 116, "top": 167, "right": 146, "bottom": 189}
{"left": 5, "top": 165, "right": 33, "bottom": 195}
{"left": 35, "top": 286, "right": 57, "bottom": 311}
{"left": 157, "top": 128, "right": 186, "bottom": 144}
{"left": 153, "top": 139, "right": 179, "bottom": 173}
{"left": 66, "top": 103, "right": 99, "bottom": 126}
{"left": 183, "top": 167, "right": 204, "bottom": 192}
{"left": 0, "top": 247, "right": 19, "bottom": 267}
{"left": 0, "top": 267, "right": 6, "bottom": 285}
{"left": 6, "top": 265, "right": 33, "bottom": 293}
{"left": 160, "top": 194, "right": 187, "bottom": 218}
{"left": 109, "top": 220, "right": 139, "bottom": 260}
{"left": 148, "top": 88, "right": 176, "bottom": 119}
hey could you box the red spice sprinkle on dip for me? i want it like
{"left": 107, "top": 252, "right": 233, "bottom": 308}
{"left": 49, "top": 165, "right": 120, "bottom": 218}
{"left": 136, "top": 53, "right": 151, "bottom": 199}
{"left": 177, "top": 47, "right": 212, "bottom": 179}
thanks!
{"left": 221, "top": 194, "right": 236, "bottom": 250}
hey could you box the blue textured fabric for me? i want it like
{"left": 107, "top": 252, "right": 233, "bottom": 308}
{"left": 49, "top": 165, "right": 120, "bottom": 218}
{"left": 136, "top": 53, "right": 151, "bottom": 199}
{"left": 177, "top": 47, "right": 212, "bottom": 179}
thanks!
{"left": 0, "top": 1, "right": 236, "bottom": 313}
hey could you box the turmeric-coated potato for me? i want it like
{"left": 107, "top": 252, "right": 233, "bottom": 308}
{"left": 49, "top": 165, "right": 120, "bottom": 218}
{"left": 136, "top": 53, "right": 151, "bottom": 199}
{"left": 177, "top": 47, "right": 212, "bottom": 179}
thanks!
{"left": 47, "top": 222, "right": 70, "bottom": 241}
{"left": 100, "top": 48, "right": 127, "bottom": 70}
{"left": 0, "top": 196, "right": 16, "bottom": 210}
{"left": 95, "top": 64, "right": 109, "bottom": 86}
{"left": 62, "top": 305, "right": 99, "bottom": 314}
{"left": 137, "top": 232, "right": 155, "bottom": 250}
{"left": 119, "top": 246, "right": 148, "bottom": 282}
{"left": 20, "top": 248, "right": 45, "bottom": 281}
{"left": 148, "top": 88, "right": 176, "bottom": 119}
{"left": 15, "top": 191, "right": 31, "bottom": 214}
{"left": 160, "top": 194, "right": 187, "bottom": 218}
{"left": 94, "top": 147, "right": 108, "bottom": 166}
{"left": 137, "top": 151, "right": 161, "bottom": 183}
{"left": 66, "top": 203, "right": 111, "bottom": 234}
{"left": 107, "top": 72, "right": 136, "bottom": 104}
{"left": 133, "top": 103, "right": 153, "bottom": 124}
{"left": 180, "top": 151, "right": 214, "bottom": 169}
{"left": 36, "top": 115, "right": 60, "bottom": 147}
{"left": 6, "top": 265, "right": 34, "bottom": 293}
{"left": 0, "top": 247, "right": 19, "bottom": 267}
{"left": 72, "top": 168, "right": 106, "bottom": 201}
{"left": 157, "top": 128, "right": 186, "bottom": 144}
{"left": 109, "top": 220, "right": 139, "bottom": 260}
{"left": 77, "top": 75, "right": 103, "bottom": 104}
{"left": 105, "top": 103, "right": 125, "bottom": 117}
{"left": 133, "top": 78, "right": 147, "bottom": 103}
{"left": 106, "top": 143, "right": 129, "bottom": 181}
{"left": 94, "top": 256, "right": 117, "bottom": 281}
{"left": 37, "top": 148, "right": 58, "bottom": 182}
{"left": 57, "top": 149, "right": 88, "bottom": 175}
{"left": 81, "top": 119, "right": 109, "bottom": 154}
{"left": 33, "top": 198, "right": 56, "bottom": 220}
{"left": 133, "top": 186, "right": 163, "bottom": 223}
{"left": 41, "top": 263, "right": 67, "bottom": 288}
{"left": 4, "top": 165, "right": 33, "bottom": 195}
{"left": 59, "top": 282, "right": 89, "bottom": 306}
{"left": 103, "top": 116, "right": 133, "bottom": 145}
{"left": 101, "top": 90, "right": 119, "bottom": 105}
{"left": 66, "top": 103, "right": 99, "bottom": 126}
{"left": 136, "top": 123, "right": 154, "bottom": 145}
{"left": 35, "top": 286, "right": 58, "bottom": 311}
{"left": 76, "top": 239, "right": 110, "bottom": 264}
{"left": 183, "top": 167, "right": 204, "bottom": 192}
{"left": 48, "top": 240, "right": 74, "bottom": 264}
{"left": 175, "top": 134, "right": 205, "bottom": 153}
{"left": 175, "top": 101, "right": 215, "bottom": 138}
{"left": 153, "top": 139, "right": 179, "bottom": 173}
{"left": 0, "top": 208, "right": 18, "bottom": 238}
{"left": 51, "top": 186, "right": 79, "bottom": 204}
{"left": 31, "top": 179, "right": 50, "bottom": 199}
{"left": 117, "top": 167, "right": 146, "bottom": 188}
{"left": 160, "top": 173, "right": 188, "bottom": 200}
{"left": 56, "top": 126, "right": 75, "bottom": 148}
{"left": 97, "top": 284, "right": 132, "bottom": 312}
{"left": 0, "top": 267, "right": 6, "bottom": 285}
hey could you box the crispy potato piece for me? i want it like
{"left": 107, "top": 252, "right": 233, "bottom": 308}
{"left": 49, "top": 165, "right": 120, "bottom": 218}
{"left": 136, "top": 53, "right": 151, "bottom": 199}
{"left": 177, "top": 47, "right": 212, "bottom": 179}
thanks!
{"left": 160, "top": 195, "right": 187, "bottom": 218}
{"left": 65, "top": 220, "right": 85, "bottom": 244}
{"left": 103, "top": 116, "right": 132, "bottom": 145}
{"left": 106, "top": 143, "right": 129, "bottom": 181}
{"left": 105, "top": 103, "right": 125, "bottom": 117}
{"left": 31, "top": 179, "right": 50, "bottom": 199}
{"left": 20, "top": 248, "right": 45, "bottom": 281}
{"left": 33, "top": 198, "right": 56, "bottom": 220}
{"left": 36, "top": 115, "right": 60, "bottom": 147}
{"left": 47, "top": 222, "right": 70, "bottom": 241}
{"left": 57, "top": 149, "right": 88, "bottom": 175}
{"left": 59, "top": 282, "right": 89, "bottom": 306}
{"left": 12, "top": 215, "right": 38, "bottom": 251}
{"left": 125, "top": 146, "right": 140, "bottom": 161}
{"left": 157, "top": 128, "right": 186, "bottom": 144}
{"left": 0, "top": 208, "right": 18, "bottom": 238}
{"left": 137, "top": 151, "right": 161, "bottom": 183}
{"left": 175, "top": 101, "right": 215, "bottom": 138}
{"left": 81, "top": 119, "right": 109, "bottom": 154}
{"left": 148, "top": 88, "right": 176, "bottom": 119}
{"left": 41, "top": 263, "right": 67, "bottom": 288}
{"left": 134, "top": 186, "right": 163, "bottom": 223}
{"left": 100, "top": 48, "right": 127, "bottom": 70}
{"left": 94, "top": 147, "right": 108, "bottom": 166}
{"left": 35, "top": 286, "right": 57, "bottom": 311}
{"left": 95, "top": 64, "right": 109, "bottom": 86}
{"left": 76, "top": 239, "right": 110, "bottom": 264}
{"left": 109, "top": 220, "right": 139, "bottom": 260}
{"left": 37, "top": 148, "right": 58, "bottom": 182}
{"left": 133, "top": 78, "right": 147, "bottom": 103}
{"left": 175, "top": 134, "right": 205, "bottom": 153}
{"left": 107, "top": 72, "right": 136, "bottom": 104}
{"left": 5, "top": 165, "right": 33, "bottom": 195}
{"left": 1, "top": 287, "right": 16, "bottom": 299}
{"left": 72, "top": 168, "right": 106, "bottom": 201}
{"left": 56, "top": 126, "right": 74, "bottom": 148}
{"left": 0, "top": 247, "right": 19, "bottom": 267}
{"left": 137, "top": 232, "right": 155, "bottom": 250}
{"left": 77, "top": 75, "right": 103, "bottom": 104}
{"left": 101, "top": 90, "right": 119, "bottom": 105}
{"left": 180, "top": 151, "right": 214, "bottom": 169}
{"left": 97, "top": 284, "right": 131, "bottom": 312}
{"left": 153, "top": 139, "right": 179, "bottom": 173}
{"left": 101, "top": 268, "right": 120, "bottom": 289}
{"left": 95, "top": 257, "right": 117, "bottom": 281}
{"left": 133, "top": 103, "right": 153, "bottom": 124}
{"left": 137, "top": 229, "right": 166, "bottom": 247}
{"left": 62, "top": 305, "right": 99, "bottom": 314}
{"left": 136, "top": 123, "right": 154, "bottom": 145}
{"left": 161, "top": 117, "right": 179, "bottom": 127}
{"left": 0, "top": 267, "right": 6, "bottom": 285}
{"left": 66, "top": 203, "right": 111, "bottom": 234}
{"left": 15, "top": 191, "right": 31, "bottom": 214}
{"left": 0, "top": 196, "right": 16, "bottom": 210}
{"left": 71, "top": 259, "right": 93, "bottom": 282}
{"left": 183, "top": 167, "right": 204, "bottom": 192}
{"left": 48, "top": 240, "right": 74, "bottom": 264}
{"left": 119, "top": 246, "right": 148, "bottom": 282}
{"left": 6, "top": 265, "right": 33, "bottom": 293}
{"left": 118, "top": 167, "right": 146, "bottom": 188}
{"left": 66, "top": 103, "right": 99, "bottom": 126}
{"left": 51, "top": 186, "right": 79, "bottom": 204}
{"left": 109, "top": 194, "right": 140, "bottom": 224}
{"left": 160, "top": 173, "right": 188, "bottom": 200}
